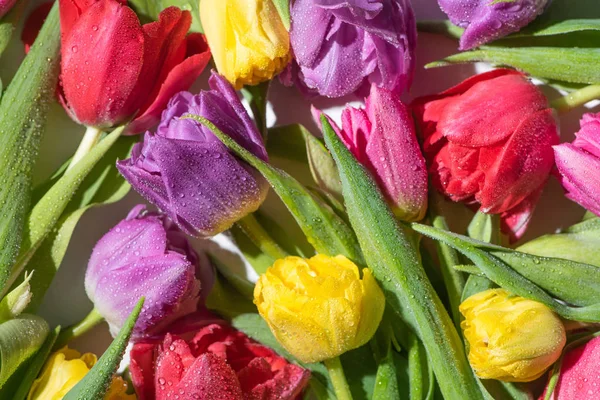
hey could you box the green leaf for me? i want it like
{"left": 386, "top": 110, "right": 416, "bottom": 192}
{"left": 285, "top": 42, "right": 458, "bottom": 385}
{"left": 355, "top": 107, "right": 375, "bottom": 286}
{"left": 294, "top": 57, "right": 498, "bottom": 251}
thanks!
{"left": 0, "top": 271, "right": 32, "bottom": 322}
{"left": 427, "top": 45, "right": 600, "bottom": 85}
{"left": 9, "top": 326, "right": 60, "bottom": 400}
{"left": 0, "top": 0, "right": 27, "bottom": 57}
{"left": 271, "top": 0, "right": 290, "bottom": 30}
{"left": 183, "top": 114, "right": 364, "bottom": 264}
{"left": 0, "top": 314, "right": 49, "bottom": 388}
{"left": 304, "top": 128, "right": 343, "bottom": 201}
{"left": 319, "top": 116, "right": 484, "bottom": 400}
{"left": 267, "top": 124, "right": 308, "bottom": 164}
{"left": 129, "top": 0, "right": 203, "bottom": 32}
{"left": 6, "top": 126, "right": 125, "bottom": 298}
{"left": 0, "top": 2, "right": 60, "bottom": 296}
{"left": 371, "top": 324, "right": 400, "bottom": 400}
{"left": 23, "top": 135, "right": 136, "bottom": 311}
{"left": 63, "top": 298, "right": 144, "bottom": 400}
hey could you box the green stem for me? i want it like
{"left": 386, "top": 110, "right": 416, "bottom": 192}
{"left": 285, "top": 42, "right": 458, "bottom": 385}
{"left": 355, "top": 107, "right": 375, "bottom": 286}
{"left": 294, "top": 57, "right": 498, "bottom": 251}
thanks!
{"left": 53, "top": 308, "right": 104, "bottom": 349}
{"left": 551, "top": 84, "right": 600, "bottom": 114}
{"left": 236, "top": 214, "right": 288, "bottom": 260}
{"left": 242, "top": 81, "right": 270, "bottom": 140}
{"left": 324, "top": 356, "right": 353, "bottom": 400}
{"left": 67, "top": 126, "right": 103, "bottom": 171}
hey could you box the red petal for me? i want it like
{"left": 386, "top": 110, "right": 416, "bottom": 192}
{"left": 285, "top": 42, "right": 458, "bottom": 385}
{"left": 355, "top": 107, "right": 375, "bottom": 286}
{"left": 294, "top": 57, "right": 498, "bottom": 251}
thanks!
{"left": 478, "top": 108, "right": 558, "bottom": 213}
{"left": 500, "top": 187, "right": 543, "bottom": 242}
{"left": 128, "top": 32, "right": 211, "bottom": 134}
{"left": 437, "top": 74, "right": 549, "bottom": 147}
{"left": 61, "top": 0, "right": 144, "bottom": 127}
{"left": 130, "top": 342, "right": 159, "bottom": 400}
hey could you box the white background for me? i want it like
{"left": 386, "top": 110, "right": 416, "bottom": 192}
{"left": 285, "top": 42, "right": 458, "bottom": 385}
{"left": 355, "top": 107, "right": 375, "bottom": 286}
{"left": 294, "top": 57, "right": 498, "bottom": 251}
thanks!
{"left": 0, "top": 0, "right": 590, "bottom": 353}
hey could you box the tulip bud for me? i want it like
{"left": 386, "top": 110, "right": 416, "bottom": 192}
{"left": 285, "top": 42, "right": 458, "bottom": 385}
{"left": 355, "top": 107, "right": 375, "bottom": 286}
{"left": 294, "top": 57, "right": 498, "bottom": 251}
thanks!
{"left": 28, "top": 346, "right": 134, "bottom": 400}
{"left": 323, "top": 85, "right": 428, "bottom": 221}
{"left": 117, "top": 72, "right": 269, "bottom": 237}
{"left": 541, "top": 336, "right": 600, "bottom": 400}
{"left": 59, "top": 0, "right": 211, "bottom": 132}
{"left": 254, "top": 255, "right": 385, "bottom": 363}
{"left": 200, "top": 0, "right": 290, "bottom": 89}
{"left": 413, "top": 69, "right": 559, "bottom": 240}
{"left": 288, "top": 0, "right": 416, "bottom": 98}
{"left": 438, "top": 0, "right": 550, "bottom": 50}
{"left": 460, "top": 289, "right": 566, "bottom": 382}
{"left": 554, "top": 112, "right": 600, "bottom": 217}
{"left": 85, "top": 205, "right": 212, "bottom": 338}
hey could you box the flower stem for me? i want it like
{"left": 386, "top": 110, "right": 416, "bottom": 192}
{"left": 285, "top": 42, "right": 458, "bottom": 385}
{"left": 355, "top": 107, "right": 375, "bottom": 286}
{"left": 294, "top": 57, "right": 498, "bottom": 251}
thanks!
{"left": 242, "top": 81, "right": 270, "bottom": 140}
{"left": 67, "top": 126, "right": 104, "bottom": 171}
{"left": 53, "top": 308, "right": 104, "bottom": 349}
{"left": 236, "top": 214, "right": 288, "bottom": 260}
{"left": 551, "top": 84, "right": 600, "bottom": 114}
{"left": 324, "top": 356, "right": 353, "bottom": 400}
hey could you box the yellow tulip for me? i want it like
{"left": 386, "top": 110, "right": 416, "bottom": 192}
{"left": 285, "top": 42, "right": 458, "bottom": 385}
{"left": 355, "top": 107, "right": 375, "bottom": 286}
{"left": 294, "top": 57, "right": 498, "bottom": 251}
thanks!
{"left": 254, "top": 254, "right": 385, "bottom": 363}
{"left": 460, "top": 289, "right": 566, "bottom": 382}
{"left": 27, "top": 347, "right": 135, "bottom": 400}
{"left": 200, "top": 0, "right": 291, "bottom": 89}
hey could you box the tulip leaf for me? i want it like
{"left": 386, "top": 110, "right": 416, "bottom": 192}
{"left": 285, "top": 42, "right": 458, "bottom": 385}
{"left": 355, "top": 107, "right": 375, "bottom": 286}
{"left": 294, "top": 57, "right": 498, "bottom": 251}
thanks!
{"left": 371, "top": 323, "right": 400, "bottom": 400}
{"left": 0, "top": 2, "right": 60, "bottom": 296}
{"left": 183, "top": 114, "right": 364, "bottom": 264}
{"left": 319, "top": 115, "right": 484, "bottom": 400}
{"left": 9, "top": 326, "right": 60, "bottom": 400}
{"left": 271, "top": 0, "right": 290, "bottom": 30}
{"left": 267, "top": 124, "right": 309, "bottom": 164}
{"left": 129, "top": 0, "right": 203, "bottom": 32}
{"left": 0, "top": 0, "right": 27, "bottom": 57}
{"left": 5, "top": 126, "right": 125, "bottom": 299}
{"left": 0, "top": 314, "right": 49, "bottom": 388}
{"left": 517, "top": 216, "right": 600, "bottom": 267}
{"left": 414, "top": 223, "right": 600, "bottom": 307}
{"left": 63, "top": 298, "right": 144, "bottom": 400}
{"left": 427, "top": 46, "right": 600, "bottom": 85}
{"left": 23, "top": 135, "right": 136, "bottom": 312}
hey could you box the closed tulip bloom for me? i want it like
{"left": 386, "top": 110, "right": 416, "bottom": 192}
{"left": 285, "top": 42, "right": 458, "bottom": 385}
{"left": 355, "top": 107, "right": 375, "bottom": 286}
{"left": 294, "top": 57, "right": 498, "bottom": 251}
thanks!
{"left": 289, "top": 0, "right": 416, "bottom": 98}
{"left": 118, "top": 72, "right": 269, "bottom": 237}
{"left": 438, "top": 0, "right": 550, "bottom": 50}
{"left": 460, "top": 289, "right": 566, "bottom": 382}
{"left": 554, "top": 112, "right": 600, "bottom": 217}
{"left": 200, "top": 0, "right": 290, "bottom": 89}
{"left": 413, "top": 69, "right": 559, "bottom": 240}
{"left": 323, "top": 85, "right": 428, "bottom": 221}
{"left": 59, "top": 0, "right": 211, "bottom": 132}
{"left": 85, "top": 205, "right": 212, "bottom": 338}
{"left": 254, "top": 255, "right": 385, "bottom": 363}
{"left": 130, "top": 322, "right": 310, "bottom": 400}
{"left": 541, "top": 336, "right": 600, "bottom": 399}
{"left": 27, "top": 346, "right": 134, "bottom": 400}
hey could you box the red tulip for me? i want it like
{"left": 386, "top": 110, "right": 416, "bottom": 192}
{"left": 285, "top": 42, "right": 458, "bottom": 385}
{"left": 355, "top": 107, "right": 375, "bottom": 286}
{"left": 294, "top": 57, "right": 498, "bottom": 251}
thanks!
{"left": 56, "top": 0, "right": 210, "bottom": 133}
{"left": 130, "top": 322, "right": 311, "bottom": 400}
{"left": 413, "top": 69, "right": 559, "bottom": 240}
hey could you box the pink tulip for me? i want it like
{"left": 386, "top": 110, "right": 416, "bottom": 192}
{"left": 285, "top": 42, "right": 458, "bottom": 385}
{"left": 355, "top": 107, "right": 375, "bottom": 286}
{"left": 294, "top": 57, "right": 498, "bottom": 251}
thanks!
{"left": 541, "top": 336, "right": 600, "bottom": 399}
{"left": 0, "top": 0, "right": 16, "bottom": 18}
{"left": 322, "top": 85, "right": 428, "bottom": 221}
{"left": 554, "top": 112, "right": 600, "bottom": 216}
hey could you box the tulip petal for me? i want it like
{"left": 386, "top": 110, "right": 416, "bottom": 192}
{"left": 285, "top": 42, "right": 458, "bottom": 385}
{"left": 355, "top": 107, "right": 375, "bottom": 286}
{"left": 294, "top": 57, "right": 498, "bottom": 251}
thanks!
{"left": 130, "top": 343, "right": 157, "bottom": 400}
{"left": 573, "top": 112, "right": 600, "bottom": 158}
{"left": 554, "top": 143, "right": 600, "bottom": 216}
{"left": 61, "top": 0, "right": 145, "bottom": 127}
{"left": 500, "top": 187, "right": 543, "bottom": 242}
{"left": 438, "top": 74, "right": 549, "bottom": 147}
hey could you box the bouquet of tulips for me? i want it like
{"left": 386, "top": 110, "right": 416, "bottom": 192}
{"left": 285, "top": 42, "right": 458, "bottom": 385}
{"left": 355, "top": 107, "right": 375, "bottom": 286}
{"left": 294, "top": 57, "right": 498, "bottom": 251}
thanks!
{"left": 1, "top": 0, "right": 600, "bottom": 398}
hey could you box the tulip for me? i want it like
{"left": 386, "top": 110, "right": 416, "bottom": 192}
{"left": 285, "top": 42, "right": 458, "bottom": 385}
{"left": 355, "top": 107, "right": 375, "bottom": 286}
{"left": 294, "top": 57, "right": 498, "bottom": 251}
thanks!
{"left": 287, "top": 0, "right": 416, "bottom": 98}
{"left": 554, "top": 112, "right": 600, "bottom": 217}
{"left": 322, "top": 85, "right": 428, "bottom": 221}
{"left": 541, "top": 336, "right": 600, "bottom": 399}
{"left": 129, "top": 322, "right": 311, "bottom": 400}
{"left": 58, "top": 0, "right": 211, "bottom": 133}
{"left": 0, "top": 0, "right": 16, "bottom": 18}
{"left": 200, "top": 0, "right": 290, "bottom": 89}
{"left": 438, "top": 0, "right": 550, "bottom": 50}
{"left": 28, "top": 346, "right": 134, "bottom": 400}
{"left": 413, "top": 69, "right": 559, "bottom": 240}
{"left": 254, "top": 254, "right": 385, "bottom": 363}
{"left": 85, "top": 205, "right": 213, "bottom": 338}
{"left": 117, "top": 71, "right": 269, "bottom": 237}
{"left": 460, "top": 289, "right": 565, "bottom": 382}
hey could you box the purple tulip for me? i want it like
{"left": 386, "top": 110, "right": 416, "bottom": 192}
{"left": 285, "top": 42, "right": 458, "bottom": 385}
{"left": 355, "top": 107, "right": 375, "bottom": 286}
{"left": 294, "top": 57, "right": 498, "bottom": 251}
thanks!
{"left": 288, "top": 0, "right": 416, "bottom": 98}
{"left": 85, "top": 205, "right": 213, "bottom": 338}
{"left": 554, "top": 113, "right": 600, "bottom": 216}
{"left": 320, "top": 85, "right": 428, "bottom": 221}
{"left": 438, "top": 0, "right": 550, "bottom": 50}
{"left": 117, "top": 71, "right": 269, "bottom": 237}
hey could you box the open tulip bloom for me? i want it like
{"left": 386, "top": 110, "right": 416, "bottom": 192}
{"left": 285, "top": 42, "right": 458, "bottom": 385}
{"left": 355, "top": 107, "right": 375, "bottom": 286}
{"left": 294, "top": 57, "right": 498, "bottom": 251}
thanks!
{"left": 6, "top": 0, "right": 600, "bottom": 399}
